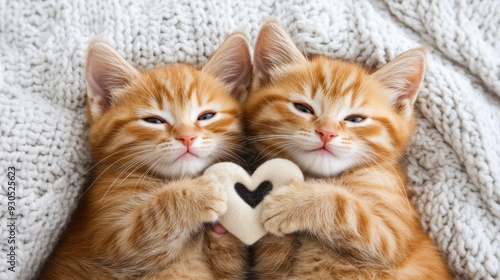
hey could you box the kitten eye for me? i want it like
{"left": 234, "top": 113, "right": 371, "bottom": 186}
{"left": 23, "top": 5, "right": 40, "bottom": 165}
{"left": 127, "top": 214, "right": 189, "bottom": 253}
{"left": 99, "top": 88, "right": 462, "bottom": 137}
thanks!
{"left": 344, "top": 115, "right": 366, "bottom": 123}
{"left": 198, "top": 112, "right": 216, "bottom": 121}
{"left": 294, "top": 103, "right": 314, "bottom": 115}
{"left": 143, "top": 117, "right": 166, "bottom": 124}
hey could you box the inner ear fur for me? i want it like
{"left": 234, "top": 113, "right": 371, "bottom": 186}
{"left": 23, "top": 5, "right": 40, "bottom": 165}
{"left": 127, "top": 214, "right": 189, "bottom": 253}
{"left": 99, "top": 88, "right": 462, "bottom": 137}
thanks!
{"left": 85, "top": 40, "right": 139, "bottom": 122}
{"left": 202, "top": 32, "right": 252, "bottom": 102}
{"left": 252, "top": 20, "right": 307, "bottom": 89}
{"left": 372, "top": 48, "right": 426, "bottom": 117}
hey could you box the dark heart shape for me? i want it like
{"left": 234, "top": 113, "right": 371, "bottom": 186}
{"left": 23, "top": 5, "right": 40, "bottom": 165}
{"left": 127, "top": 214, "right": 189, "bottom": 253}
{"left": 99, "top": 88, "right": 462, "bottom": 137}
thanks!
{"left": 234, "top": 180, "right": 273, "bottom": 208}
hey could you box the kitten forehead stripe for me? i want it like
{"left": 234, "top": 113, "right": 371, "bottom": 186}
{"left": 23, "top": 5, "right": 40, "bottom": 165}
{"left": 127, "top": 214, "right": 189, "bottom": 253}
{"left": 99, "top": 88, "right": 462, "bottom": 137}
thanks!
{"left": 340, "top": 71, "right": 357, "bottom": 93}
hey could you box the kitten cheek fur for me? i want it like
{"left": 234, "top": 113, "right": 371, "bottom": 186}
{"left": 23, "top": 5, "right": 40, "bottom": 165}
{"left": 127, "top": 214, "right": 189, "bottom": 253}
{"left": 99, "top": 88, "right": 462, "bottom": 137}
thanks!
{"left": 245, "top": 20, "right": 451, "bottom": 279}
{"left": 42, "top": 33, "right": 252, "bottom": 279}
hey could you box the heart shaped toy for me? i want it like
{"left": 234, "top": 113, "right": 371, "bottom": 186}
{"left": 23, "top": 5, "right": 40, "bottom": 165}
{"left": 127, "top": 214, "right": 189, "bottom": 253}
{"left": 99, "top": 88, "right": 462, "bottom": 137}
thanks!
{"left": 204, "top": 158, "right": 304, "bottom": 245}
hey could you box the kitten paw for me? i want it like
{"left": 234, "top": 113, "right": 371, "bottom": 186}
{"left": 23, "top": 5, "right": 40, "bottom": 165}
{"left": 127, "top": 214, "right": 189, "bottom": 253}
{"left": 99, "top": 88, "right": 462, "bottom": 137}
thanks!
{"left": 192, "top": 175, "right": 228, "bottom": 223}
{"left": 261, "top": 180, "right": 305, "bottom": 236}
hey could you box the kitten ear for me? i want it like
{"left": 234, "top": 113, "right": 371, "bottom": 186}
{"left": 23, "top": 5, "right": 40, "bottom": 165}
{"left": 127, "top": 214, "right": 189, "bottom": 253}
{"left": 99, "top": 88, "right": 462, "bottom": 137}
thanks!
{"left": 372, "top": 48, "right": 426, "bottom": 118}
{"left": 202, "top": 33, "right": 252, "bottom": 101}
{"left": 85, "top": 40, "right": 139, "bottom": 121}
{"left": 253, "top": 20, "right": 307, "bottom": 88}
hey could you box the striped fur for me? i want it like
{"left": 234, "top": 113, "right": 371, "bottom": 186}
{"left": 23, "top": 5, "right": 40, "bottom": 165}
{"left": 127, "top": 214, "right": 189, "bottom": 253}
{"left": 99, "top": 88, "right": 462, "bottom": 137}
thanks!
{"left": 246, "top": 21, "right": 451, "bottom": 279}
{"left": 41, "top": 34, "right": 251, "bottom": 279}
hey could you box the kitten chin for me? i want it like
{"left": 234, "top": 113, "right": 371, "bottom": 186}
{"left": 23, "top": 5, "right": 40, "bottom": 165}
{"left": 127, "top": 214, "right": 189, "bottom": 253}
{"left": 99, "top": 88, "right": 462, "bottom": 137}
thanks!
{"left": 153, "top": 155, "right": 214, "bottom": 179}
{"left": 293, "top": 151, "right": 356, "bottom": 177}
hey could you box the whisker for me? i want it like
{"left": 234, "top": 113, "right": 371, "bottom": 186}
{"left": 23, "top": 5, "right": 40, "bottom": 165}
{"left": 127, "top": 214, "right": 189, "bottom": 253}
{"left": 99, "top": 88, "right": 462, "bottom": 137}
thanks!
{"left": 77, "top": 148, "right": 154, "bottom": 201}
{"left": 78, "top": 145, "right": 153, "bottom": 178}
{"left": 97, "top": 151, "right": 156, "bottom": 203}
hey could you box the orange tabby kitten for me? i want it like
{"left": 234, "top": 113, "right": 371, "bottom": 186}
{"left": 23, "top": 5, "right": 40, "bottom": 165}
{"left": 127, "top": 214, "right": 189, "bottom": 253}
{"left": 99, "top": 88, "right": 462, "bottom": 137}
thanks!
{"left": 245, "top": 21, "right": 452, "bottom": 279}
{"left": 41, "top": 33, "right": 252, "bottom": 279}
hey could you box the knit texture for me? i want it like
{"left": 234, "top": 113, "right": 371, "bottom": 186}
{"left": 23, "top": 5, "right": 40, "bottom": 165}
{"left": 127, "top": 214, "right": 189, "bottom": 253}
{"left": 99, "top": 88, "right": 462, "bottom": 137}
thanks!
{"left": 0, "top": 0, "right": 499, "bottom": 279}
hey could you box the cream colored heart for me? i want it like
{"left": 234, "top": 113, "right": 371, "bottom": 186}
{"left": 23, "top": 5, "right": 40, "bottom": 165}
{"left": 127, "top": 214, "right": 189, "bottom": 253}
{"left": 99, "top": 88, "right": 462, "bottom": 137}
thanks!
{"left": 204, "top": 158, "right": 304, "bottom": 245}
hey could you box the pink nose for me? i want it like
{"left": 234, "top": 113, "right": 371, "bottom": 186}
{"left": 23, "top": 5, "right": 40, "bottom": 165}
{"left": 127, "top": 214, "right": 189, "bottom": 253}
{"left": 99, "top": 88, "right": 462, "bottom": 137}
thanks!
{"left": 176, "top": 134, "right": 197, "bottom": 147}
{"left": 316, "top": 129, "right": 338, "bottom": 143}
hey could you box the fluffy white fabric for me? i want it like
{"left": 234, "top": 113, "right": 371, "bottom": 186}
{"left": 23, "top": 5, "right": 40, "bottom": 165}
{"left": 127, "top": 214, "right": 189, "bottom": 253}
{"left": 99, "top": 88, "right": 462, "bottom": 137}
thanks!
{"left": 0, "top": 0, "right": 498, "bottom": 279}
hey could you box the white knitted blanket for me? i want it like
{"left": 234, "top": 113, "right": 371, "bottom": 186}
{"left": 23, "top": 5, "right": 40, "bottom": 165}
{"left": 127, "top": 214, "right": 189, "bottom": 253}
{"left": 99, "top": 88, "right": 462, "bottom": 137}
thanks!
{"left": 1, "top": 1, "right": 499, "bottom": 279}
